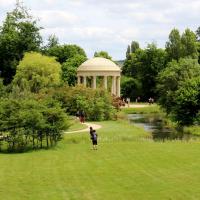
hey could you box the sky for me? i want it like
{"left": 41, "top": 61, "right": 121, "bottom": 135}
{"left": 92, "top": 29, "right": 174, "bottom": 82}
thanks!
{"left": 0, "top": 0, "right": 199, "bottom": 60}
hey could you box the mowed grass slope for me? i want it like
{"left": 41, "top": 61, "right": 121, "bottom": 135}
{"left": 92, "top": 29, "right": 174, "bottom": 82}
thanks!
{"left": 1, "top": 120, "right": 200, "bottom": 200}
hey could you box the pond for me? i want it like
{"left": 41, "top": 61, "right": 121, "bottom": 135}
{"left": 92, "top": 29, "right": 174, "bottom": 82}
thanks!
{"left": 128, "top": 114, "right": 192, "bottom": 141}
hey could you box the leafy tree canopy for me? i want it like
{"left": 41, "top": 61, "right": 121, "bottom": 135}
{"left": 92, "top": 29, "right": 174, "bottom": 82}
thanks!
{"left": 172, "top": 77, "right": 200, "bottom": 125}
{"left": 166, "top": 28, "right": 198, "bottom": 61}
{"left": 122, "top": 43, "right": 167, "bottom": 100}
{"left": 62, "top": 54, "right": 87, "bottom": 86}
{"left": 45, "top": 44, "right": 87, "bottom": 64}
{"left": 12, "top": 52, "right": 61, "bottom": 93}
{"left": 0, "top": 96, "right": 69, "bottom": 152}
{"left": 157, "top": 58, "right": 200, "bottom": 124}
{"left": 0, "top": 0, "right": 42, "bottom": 84}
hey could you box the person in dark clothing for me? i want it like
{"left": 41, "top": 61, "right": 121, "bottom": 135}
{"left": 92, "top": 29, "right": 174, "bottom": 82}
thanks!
{"left": 91, "top": 129, "right": 98, "bottom": 150}
{"left": 80, "top": 110, "right": 85, "bottom": 123}
{"left": 89, "top": 127, "right": 93, "bottom": 139}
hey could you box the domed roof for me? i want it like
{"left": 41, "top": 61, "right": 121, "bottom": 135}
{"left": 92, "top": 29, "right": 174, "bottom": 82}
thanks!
{"left": 77, "top": 57, "right": 121, "bottom": 72}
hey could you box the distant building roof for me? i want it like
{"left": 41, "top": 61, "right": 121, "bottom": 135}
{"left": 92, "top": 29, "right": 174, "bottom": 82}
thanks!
{"left": 77, "top": 57, "right": 121, "bottom": 72}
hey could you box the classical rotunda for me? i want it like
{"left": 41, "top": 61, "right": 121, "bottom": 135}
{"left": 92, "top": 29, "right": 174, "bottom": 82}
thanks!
{"left": 77, "top": 57, "right": 121, "bottom": 97}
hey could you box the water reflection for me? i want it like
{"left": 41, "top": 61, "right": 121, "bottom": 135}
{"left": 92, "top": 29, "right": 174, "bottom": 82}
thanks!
{"left": 128, "top": 114, "right": 191, "bottom": 141}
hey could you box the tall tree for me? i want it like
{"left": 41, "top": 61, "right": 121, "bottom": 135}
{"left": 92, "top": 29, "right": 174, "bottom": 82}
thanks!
{"left": 165, "top": 28, "right": 182, "bottom": 61}
{"left": 123, "top": 43, "right": 167, "bottom": 100}
{"left": 138, "top": 43, "right": 167, "bottom": 99}
{"left": 131, "top": 41, "right": 140, "bottom": 53}
{"left": 157, "top": 58, "right": 200, "bottom": 116}
{"left": 0, "top": 1, "right": 42, "bottom": 84}
{"left": 126, "top": 45, "right": 131, "bottom": 58}
{"left": 181, "top": 28, "right": 198, "bottom": 59}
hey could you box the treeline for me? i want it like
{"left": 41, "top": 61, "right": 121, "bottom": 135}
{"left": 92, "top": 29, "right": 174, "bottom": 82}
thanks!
{"left": 122, "top": 28, "right": 200, "bottom": 125}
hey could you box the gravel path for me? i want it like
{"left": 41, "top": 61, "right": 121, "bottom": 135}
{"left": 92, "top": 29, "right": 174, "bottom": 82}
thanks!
{"left": 124, "top": 104, "right": 150, "bottom": 108}
{"left": 64, "top": 122, "right": 102, "bottom": 134}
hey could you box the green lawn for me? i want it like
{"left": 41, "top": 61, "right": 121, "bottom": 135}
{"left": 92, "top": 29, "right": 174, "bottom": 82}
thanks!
{"left": 123, "top": 104, "right": 161, "bottom": 114}
{"left": 1, "top": 119, "right": 200, "bottom": 199}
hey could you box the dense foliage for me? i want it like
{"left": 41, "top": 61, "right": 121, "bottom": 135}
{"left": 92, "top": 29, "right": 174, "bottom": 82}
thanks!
{"left": 120, "top": 76, "right": 142, "bottom": 101}
{"left": 122, "top": 28, "right": 200, "bottom": 126}
{"left": 43, "top": 44, "right": 87, "bottom": 85}
{"left": 61, "top": 55, "right": 87, "bottom": 86}
{"left": 0, "top": 2, "right": 42, "bottom": 84}
{"left": 44, "top": 44, "right": 87, "bottom": 64}
{"left": 12, "top": 52, "right": 61, "bottom": 93}
{"left": 0, "top": 97, "right": 69, "bottom": 152}
{"left": 39, "top": 85, "right": 116, "bottom": 121}
{"left": 166, "top": 28, "right": 198, "bottom": 61}
{"left": 122, "top": 43, "right": 167, "bottom": 100}
{"left": 157, "top": 58, "right": 200, "bottom": 125}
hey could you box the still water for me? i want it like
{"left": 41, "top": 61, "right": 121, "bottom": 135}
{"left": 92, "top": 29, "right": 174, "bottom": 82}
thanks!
{"left": 128, "top": 114, "right": 192, "bottom": 141}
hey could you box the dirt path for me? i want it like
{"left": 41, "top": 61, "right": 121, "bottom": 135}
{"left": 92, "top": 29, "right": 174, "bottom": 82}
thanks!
{"left": 65, "top": 104, "right": 149, "bottom": 134}
{"left": 64, "top": 122, "right": 102, "bottom": 134}
{"left": 124, "top": 103, "right": 150, "bottom": 108}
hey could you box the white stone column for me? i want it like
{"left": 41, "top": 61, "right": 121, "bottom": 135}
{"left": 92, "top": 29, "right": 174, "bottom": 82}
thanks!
{"left": 117, "top": 76, "right": 121, "bottom": 97}
{"left": 104, "top": 76, "right": 107, "bottom": 89}
{"left": 112, "top": 76, "right": 116, "bottom": 95}
{"left": 77, "top": 76, "right": 81, "bottom": 84}
{"left": 83, "top": 76, "right": 87, "bottom": 87}
{"left": 92, "top": 76, "right": 96, "bottom": 89}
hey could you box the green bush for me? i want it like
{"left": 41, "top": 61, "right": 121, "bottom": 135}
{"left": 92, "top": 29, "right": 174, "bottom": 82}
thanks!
{"left": 39, "top": 85, "right": 116, "bottom": 121}
{"left": 0, "top": 97, "right": 69, "bottom": 152}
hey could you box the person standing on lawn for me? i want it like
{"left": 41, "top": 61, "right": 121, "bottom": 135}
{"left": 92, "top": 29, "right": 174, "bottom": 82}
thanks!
{"left": 91, "top": 129, "right": 98, "bottom": 150}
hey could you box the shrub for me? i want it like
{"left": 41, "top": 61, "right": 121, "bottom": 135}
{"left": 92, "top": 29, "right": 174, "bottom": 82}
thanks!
{"left": 39, "top": 85, "right": 116, "bottom": 121}
{"left": 0, "top": 97, "right": 69, "bottom": 152}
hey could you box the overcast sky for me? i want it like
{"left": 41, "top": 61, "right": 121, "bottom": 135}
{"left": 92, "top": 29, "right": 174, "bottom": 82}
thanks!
{"left": 0, "top": 0, "right": 199, "bottom": 60}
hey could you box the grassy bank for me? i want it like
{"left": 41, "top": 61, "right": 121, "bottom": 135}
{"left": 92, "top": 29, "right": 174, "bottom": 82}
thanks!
{"left": 122, "top": 104, "right": 161, "bottom": 114}
{"left": 1, "top": 118, "right": 200, "bottom": 199}
{"left": 122, "top": 104, "right": 200, "bottom": 137}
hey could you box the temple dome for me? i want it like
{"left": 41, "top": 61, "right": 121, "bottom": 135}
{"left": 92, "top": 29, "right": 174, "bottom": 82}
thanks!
{"left": 77, "top": 57, "right": 121, "bottom": 72}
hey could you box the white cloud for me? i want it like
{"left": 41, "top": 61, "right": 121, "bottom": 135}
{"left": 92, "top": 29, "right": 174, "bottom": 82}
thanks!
{"left": 0, "top": 0, "right": 15, "bottom": 8}
{"left": 33, "top": 10, "right": 78, "bottom": 28}
{"left": 0, "top": 0, "right": 199, "bottom": 60}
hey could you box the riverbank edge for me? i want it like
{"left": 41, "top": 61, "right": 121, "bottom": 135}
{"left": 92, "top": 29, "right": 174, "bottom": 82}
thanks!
{"left": 120, "top": 104, "right": 200, "bottom": 137}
